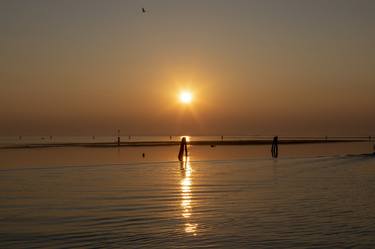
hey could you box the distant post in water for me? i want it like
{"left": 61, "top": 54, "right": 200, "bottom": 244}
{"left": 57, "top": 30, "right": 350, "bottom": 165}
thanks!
{"left": 117, "top": 129, "right": 121, "bottom": 146}
{"left": 271, "top": 136, "right": 278, "bottom": 158}
{"left": 178, "top": 137, "right": 188, "bottom": 161}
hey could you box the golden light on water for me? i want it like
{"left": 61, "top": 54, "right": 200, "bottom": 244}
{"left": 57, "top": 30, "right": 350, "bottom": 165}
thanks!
{"left": 179, "top": 90, "right": 193, "bottom": 104}
{"left": 180, "top": 157, "right": 198, "bottom": 235}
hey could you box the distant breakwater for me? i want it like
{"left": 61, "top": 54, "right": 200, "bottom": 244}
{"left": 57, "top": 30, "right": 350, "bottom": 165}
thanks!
{"left": 0, "top": 139, "right": 367, "bottom": 149}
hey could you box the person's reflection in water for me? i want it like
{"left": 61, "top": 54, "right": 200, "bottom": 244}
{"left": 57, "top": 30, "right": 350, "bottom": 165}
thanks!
{"left": 180, "top": 157, "right": 198, "bottom": 236}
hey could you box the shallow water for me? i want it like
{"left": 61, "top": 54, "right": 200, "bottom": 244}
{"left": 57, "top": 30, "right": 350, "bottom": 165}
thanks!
{"left": 0, "top": 144, "right": 375, "bottom": 248}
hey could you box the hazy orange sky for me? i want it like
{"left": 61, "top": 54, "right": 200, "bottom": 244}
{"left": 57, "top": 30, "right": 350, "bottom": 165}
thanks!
{"left": 1, "top": 0, "right": 374, "bottom": 136}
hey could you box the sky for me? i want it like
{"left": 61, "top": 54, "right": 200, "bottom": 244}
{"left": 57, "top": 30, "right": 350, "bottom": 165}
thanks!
{"left": 0, "top": 0, "right": 374, "bottom": 136}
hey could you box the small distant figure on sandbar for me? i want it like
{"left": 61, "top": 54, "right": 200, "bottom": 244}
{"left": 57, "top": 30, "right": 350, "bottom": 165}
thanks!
{"left": 142, "top": 153, "right": 145, "bottom": 158}
{"left": 178, "top": 137, "right": 188, "bottom": 161}
{"left": 117, "top": 129, "right": 121, "bottom": 146}
{"left": 142, "top": 8, "right": 146, "bottom": 13}
{"left": 221, "top": 135, "right": 224, "bottom": 141}
{"left": 271, "top": 136, "right": 278, "bottom": 158}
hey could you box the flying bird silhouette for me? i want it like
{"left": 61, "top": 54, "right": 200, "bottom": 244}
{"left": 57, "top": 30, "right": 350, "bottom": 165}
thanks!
{"left": 142, "top": 8, "right": 146, "bottom": 13}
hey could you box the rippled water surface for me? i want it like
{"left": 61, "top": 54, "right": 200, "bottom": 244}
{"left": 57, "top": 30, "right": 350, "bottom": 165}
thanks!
{"left": 1, "top": 144, "right": 375, "bottom": 248}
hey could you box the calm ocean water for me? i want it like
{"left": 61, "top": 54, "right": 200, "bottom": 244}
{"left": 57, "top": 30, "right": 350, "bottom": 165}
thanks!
{"left": 0, "top": 142, "right": 374, "bottom": 248}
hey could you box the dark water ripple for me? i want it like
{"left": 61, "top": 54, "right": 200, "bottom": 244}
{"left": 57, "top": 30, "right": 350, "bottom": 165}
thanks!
{"left": 1, "top": 155, "right": 375, "bottom": 248}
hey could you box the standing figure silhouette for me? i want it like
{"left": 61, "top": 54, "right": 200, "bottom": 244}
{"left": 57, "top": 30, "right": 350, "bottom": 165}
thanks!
{"left": 271, "top": 136, "right": 278, "bottom": 158}
{"left": 178, "top": 137, "right": 188, "bottom": 161}
{"left": 117, "top": 129, "right": 121, "bottom": 146}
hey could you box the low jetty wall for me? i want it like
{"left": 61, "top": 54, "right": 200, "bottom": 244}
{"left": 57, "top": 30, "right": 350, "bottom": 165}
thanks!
{"left": 0, "top": 139, "right": 367, "bottom": 149}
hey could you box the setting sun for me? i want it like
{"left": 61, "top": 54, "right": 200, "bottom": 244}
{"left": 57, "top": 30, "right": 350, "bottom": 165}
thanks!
{"left": 179, "top": 91, "right": 193, "bottom": 104}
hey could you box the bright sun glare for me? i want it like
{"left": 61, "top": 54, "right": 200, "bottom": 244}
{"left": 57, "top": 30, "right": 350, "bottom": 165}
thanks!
{"left": 179, "top": 91, "right": 193, "bottom": 104}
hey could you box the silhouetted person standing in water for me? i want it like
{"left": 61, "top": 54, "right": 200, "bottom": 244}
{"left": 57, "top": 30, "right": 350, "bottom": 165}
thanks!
{"left": 178, "top": 137, "right": 188, "bottom": 161}
{"left": 117, "top": 129, "right": 121, "bottom": 146}
{"left": 271, "top": 136, "right": 278, "bottom": 158}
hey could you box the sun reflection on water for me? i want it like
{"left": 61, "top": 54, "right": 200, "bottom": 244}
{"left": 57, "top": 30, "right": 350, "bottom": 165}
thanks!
{"left": 180, "top": 157, "right": 198, "bottom": 235}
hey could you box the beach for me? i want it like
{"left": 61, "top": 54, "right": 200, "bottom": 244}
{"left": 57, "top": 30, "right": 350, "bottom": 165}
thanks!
{"left": 1, "top": 140, "right": 374, "bottom": 248}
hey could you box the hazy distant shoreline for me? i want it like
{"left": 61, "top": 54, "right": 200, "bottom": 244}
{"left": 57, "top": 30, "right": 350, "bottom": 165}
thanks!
{"left": 0, "top": 139, "right": 368, "bottom": 149}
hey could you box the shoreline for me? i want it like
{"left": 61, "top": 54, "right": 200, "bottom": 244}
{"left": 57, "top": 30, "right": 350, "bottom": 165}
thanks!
{"left": 0, "top": 139, "right": 369, "bottom": 149}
